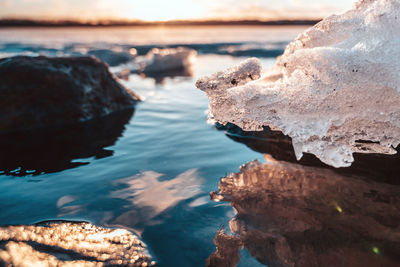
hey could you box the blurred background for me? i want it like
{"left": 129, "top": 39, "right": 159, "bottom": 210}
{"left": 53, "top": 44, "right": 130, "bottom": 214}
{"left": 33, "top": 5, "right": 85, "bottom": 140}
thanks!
{"left": 0, "top": 0, "right": 351, "bottom": 21}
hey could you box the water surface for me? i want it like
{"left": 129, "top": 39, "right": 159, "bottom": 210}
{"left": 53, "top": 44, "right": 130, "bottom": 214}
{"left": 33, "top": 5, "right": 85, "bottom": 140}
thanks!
{"left": 1, "top": 25, "right": 397, "bottom": 267}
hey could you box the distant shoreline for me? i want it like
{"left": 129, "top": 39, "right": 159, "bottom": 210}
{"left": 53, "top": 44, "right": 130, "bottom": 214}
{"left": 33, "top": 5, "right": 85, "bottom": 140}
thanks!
{"left": 0, "top": 19, "right": 320, "bottom": 28}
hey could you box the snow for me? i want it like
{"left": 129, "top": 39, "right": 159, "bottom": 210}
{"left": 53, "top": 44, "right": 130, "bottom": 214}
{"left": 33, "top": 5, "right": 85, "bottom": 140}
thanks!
{"left": 196, "top": 0, "right": 400, "bottom": 167}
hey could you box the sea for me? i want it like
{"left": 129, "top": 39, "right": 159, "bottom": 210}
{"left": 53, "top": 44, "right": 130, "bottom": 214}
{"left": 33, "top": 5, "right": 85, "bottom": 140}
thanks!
{"left": 1, "top": 26, "right": 398, "bottom": 267}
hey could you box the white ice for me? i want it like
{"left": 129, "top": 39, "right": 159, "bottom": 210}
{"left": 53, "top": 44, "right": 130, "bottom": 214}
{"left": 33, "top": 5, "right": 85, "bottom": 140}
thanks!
{"left": 196, "top": 0, "right": 400, "bottom": 167}
{"left": 140, "top": 47, "right": 197, "bottom": 73}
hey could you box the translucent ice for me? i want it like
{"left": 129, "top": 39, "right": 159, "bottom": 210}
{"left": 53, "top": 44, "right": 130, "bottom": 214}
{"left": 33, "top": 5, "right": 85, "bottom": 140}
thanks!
{"left": 196, "top": 0, "right": 400, "bottom": 167}
{"left": 140, "top": 47, "right": 197, "bottom": 73}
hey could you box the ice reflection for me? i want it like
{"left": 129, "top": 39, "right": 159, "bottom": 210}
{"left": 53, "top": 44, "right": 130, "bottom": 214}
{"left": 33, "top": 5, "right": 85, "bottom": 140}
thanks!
{"left": 141, "top": 67, "right": 194, "bottom": 85}
{"left": 0, "top": 221, "right": 153, "bottom": 266}
{"left": 217, "top": 123, "right": 400, "bottom": 185}
{"left": 209, "top": 155, "right": 400, "bottom": 267}
{"left": 111, "top": 169, "right": 203, "bottom": 230}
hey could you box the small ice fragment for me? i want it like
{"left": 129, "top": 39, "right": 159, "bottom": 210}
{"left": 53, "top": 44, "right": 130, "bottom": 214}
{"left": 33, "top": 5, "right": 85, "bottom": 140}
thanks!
{"left": 140, "top": 47, "right": 197, "bottom": 73}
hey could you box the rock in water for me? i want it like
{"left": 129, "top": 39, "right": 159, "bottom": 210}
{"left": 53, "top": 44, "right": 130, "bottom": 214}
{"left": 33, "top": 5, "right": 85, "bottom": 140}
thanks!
{"left": 0, "top": 221, "right": 154, "bottom": 266}
{"left": 0, "top": 56, "right": 141, "bottom": 133}
{"left": 196, "top": 0, "right": 400, "bottom": 167}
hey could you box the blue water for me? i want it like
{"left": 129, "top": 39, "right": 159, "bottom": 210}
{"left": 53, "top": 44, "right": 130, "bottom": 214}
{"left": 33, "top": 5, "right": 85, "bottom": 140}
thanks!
{"left": 0, "top": 26, "right": 306, "bottom": 266}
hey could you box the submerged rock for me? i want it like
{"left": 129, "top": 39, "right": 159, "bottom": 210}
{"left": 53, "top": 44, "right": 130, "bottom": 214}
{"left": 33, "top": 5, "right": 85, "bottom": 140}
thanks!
{"left": 209, "top": 155, "right": 400, "bottom": 267}
{"left": 0, "top": 56, "right": 141, "bottom": 133}
{"left": 0, "top": 221, "right": 154, "bottom": 266}
{"left": 196, "top": 0, "right": 400, "bottom": 167}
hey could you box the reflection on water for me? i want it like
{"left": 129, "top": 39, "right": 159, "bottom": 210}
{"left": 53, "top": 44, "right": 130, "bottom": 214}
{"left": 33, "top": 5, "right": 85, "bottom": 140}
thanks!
{"left": 0, "top": 26, "right": 308, "bottom": 47}
{"left": 206, "top": 228, "right": 242, "bottom": 267}
{"left": 0, "top": 109, "right": 134, "bottom": 176}
{"left": 57, "top": 195, "right": 86, "bottom": 217}
{"left": 216, "top": 123, "right": 296, "bottom": 162}
{"left": 217, "top": 123, "right": 400, "bottom": 185}
{"left": 141, "top": 67, "right": 194, "bottom": 85}
{"left": 111, "top": 169, "right": 203, "bottom": 232}
{"left": 209, "top": 155, "right": 400, "bottom": 267}
{"left": 0, "top": 221, "right": 153, "bottom": 266}
{"left": 4, "top": 25, "right": 393, "bottom": 266}
{"left": 0, "top": 52, "right": 270, "bottom": 266}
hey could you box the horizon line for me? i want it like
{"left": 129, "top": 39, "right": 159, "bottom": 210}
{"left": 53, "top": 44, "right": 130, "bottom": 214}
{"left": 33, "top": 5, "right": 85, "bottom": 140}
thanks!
{"left": 0, "top": 18, "right": 321, "bottom": 27}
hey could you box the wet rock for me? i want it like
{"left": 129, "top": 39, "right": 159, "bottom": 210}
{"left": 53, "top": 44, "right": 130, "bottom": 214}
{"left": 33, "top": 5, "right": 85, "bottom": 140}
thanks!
{"left": 0, "top": 221, "right": 154, "bottom": 266}
{"left": 211, "top": 155, "right": 400, "bottom": 267}
{"left": 0, "top": 56, "right": 141, "bottom": 133}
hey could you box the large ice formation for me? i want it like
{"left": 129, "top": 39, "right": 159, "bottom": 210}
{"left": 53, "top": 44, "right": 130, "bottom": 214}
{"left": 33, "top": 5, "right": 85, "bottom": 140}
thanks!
{"left": 196, "top": 0, "right": 400, "bottom": 167}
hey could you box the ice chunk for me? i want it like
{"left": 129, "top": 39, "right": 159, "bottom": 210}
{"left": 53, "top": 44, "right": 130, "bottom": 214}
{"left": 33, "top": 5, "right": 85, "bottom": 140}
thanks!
{"left": 110, "top": 47, "right": 197, "bottom": 82}
{"left": 196, "top": 0, "right": 400, "bottom": 167}
{"left": 140, "top": 47, "right": 197, "bottom": 73}
{"left": 0, "top": 221, "right": 154, "bottom": 266}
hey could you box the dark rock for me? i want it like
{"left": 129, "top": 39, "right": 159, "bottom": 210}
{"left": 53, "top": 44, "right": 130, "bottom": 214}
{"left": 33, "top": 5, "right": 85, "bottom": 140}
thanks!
{"left": 210, "top": 156, "right": 400, "bottom": 267}
{"left": 0, "top": 56, "right": 141, "bottom": 133}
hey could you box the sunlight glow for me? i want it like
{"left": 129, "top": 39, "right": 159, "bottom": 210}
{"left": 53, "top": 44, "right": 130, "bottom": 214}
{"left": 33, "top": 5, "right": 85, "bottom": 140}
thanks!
{"left": 0, "top": 0, "right": 354, "bottom": 21}
{"left": 127, "top": 0, "right": 206, "bottom": 21}
{"left": 335, "top": 205, "right": 343, "bottom": 213}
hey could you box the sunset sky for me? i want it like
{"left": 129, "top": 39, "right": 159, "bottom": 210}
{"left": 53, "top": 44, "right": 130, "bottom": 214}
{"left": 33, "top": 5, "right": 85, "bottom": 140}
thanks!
{"left": 0, "top": 0, "right": 354, "bottom": 21}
